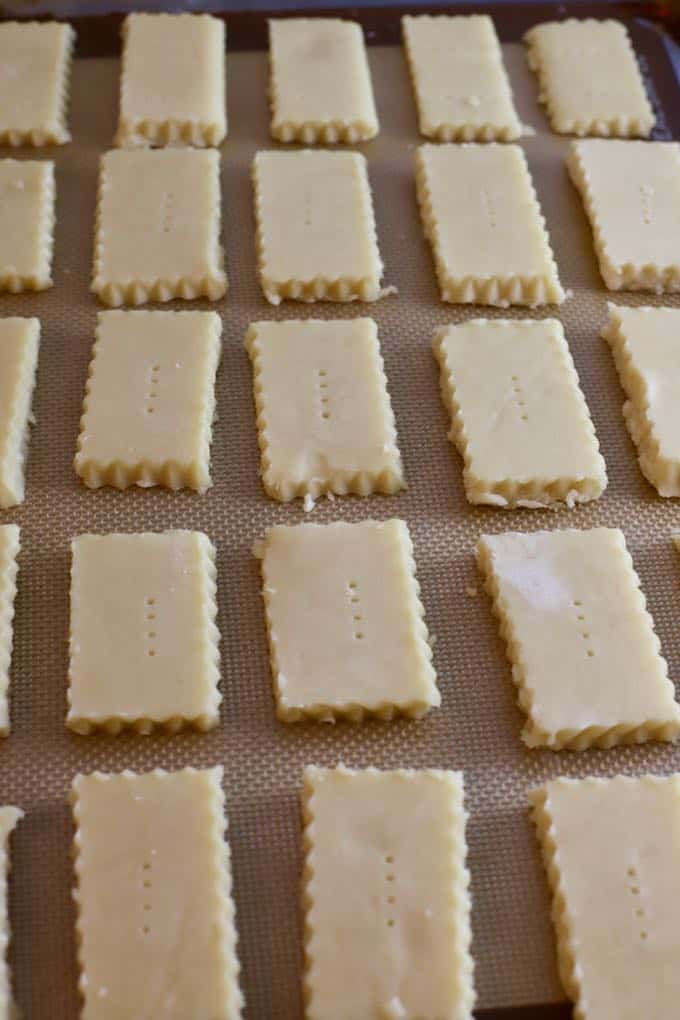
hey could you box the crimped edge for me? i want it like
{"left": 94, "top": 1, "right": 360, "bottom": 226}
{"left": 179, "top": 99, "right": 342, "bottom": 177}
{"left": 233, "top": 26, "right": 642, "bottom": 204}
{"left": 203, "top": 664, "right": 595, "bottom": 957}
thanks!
{"left": 75, "top": 310, "right": 221, "bottom": 493}
{"left": 257, "top": 519, "right": 440, "bottom": 722}
{"left": 66, "top": 530, "right": 222, "bottom": 735}
{"left": 603, "top": 302, "right": 680, "bottom": 495}
{"left": 402, "top": 14, "right": 522, "bottom": 142}
{"left": 0, "top": 22, "right": 75, "bottom": 146}
{"left": 415, "top": 143, "right": 565, "bottom": 306}
{"left": 70, "top": 767, "right": 244, "bottom": 1018}
{"left": 268, "top": 18, "right": 378, "bottom": 144}
{"left": 301, "top": 765, "right": 476, "bottom": 1018}
{"left": 0, "top": 806, "right": 23, "bottom": 1019}
{"left": 91, "top": 150, "right": 228, "bottom": 306}
{"left": 244, "top": 319, "right": 405, "bottom": 501}
{"left": 0, "top": 527, "right": 20, "bottom": 738}
{"left": 0, "top": 318, "right": 40, "bottom": 509}
{"left": 568, "top": 140, "right": 680, "bottom": 292}
{"left": 524, "top": 19, "right": 655, "bottom": 138}
{"left": 115, "top": 14, "right": 227, "bottom": 148}
{"left": 0, "top": 160, "right": 55, "bottom": 293}
{"left": 251, "top": 150, "right": 390, "bottom": 305}
{"left": 477, "top": 526, "right": 680, "bottom": 750}
{"left": 432, "top": 318, "right": 606, "bottom": 508}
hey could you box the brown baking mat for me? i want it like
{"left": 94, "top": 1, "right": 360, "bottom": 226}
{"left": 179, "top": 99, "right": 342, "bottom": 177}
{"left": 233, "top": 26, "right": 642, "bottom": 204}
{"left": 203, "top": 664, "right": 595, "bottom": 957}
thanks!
{"left": 1, "top": 25, "right": 680, "bottom": 1020}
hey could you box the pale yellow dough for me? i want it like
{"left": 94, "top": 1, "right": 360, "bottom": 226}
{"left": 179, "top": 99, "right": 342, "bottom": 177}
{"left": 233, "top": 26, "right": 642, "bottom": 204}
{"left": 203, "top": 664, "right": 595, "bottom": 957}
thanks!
{"left": 0, "top": 21, "right": 74, "bottom": 146}
{"left": 269, "top": 18, "right": 378, "bottom": 143}
{"left": 0, "top": 526, "right": 20, "bottom": 739}
{"left": 0, "top": 160, "right": 55, "bottom": 293}
{"left": 603, "top": 303, "right": 680, "bottom": 496}
{"left": 302, "top": 766, "right": 475, "bottom": 1020}
{"left": 525, "top": 19, "right": 654, "bottom": 137}
{"left": 568, "top": 140, "right": 680, "bottom": 292}
{"left": 0, "top": 318, "right": 40, "bottom": 508}
{"left": 433, "top": 319, "right": 606, "bottom": 508}
{"left": 0, "top": 806, "right": 22, "bottom": 1020}
{"left": 75, "top": 311, "right": 221, "bottom": 492}
{"left": 416, "top": 143, "right": 564, "bottom": 306}
{"left": 252, "top": 149, "right": 386, "bottom": 304}
{"left": 256, "top": 519, "right": 439, "bottom": 722}
{"left": 477, "top": 527, "right": 680, "bottom": 750}
{"left": 530, "top": 775, "right": 680, "bottom": 1020}
{"left": 92, "top": 149, "right": 227, "bottom": 306}
{"left": 71, "top": 767, "right": 243, "bottom": 1020}
{"left": 115, "top": 13, "right": 226, "bottom": 147}
{"left": 68, "top": 531, "right": 221, "bottom": 735}
{"left": 245, "top": 318, "right": 404, "bottom": 501}
{"left": 402, "top": 14, "right": 521, "bottom": 141}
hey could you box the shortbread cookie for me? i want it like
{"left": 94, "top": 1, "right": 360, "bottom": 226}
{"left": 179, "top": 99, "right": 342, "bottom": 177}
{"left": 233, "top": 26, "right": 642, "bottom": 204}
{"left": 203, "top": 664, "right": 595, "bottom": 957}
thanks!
{"left": 416, "top": 143, "right": 564, "bottom": 305}
{"left": 603, "top": 303, "right": 680, "bottom": 495}
{"left": 75, "top": 311, "right": 221, "bottom": 492}
{"left": 92, "top": 149, "right": 227, "bottom": 306}
{"left": 256, "top": 519, "right": 439, "bottom": 721}
{"left": 302, "top": 766, "right": 475, "bottom": 1020}
{"left": 0, "top": 807, "right": 22, "bottom": 1020}
{"left": 252, "top": 149, "right": 387, "bottom": 304}
{"left": 0, "top": 21, "right": 74, "bottom": 146}
{"left": 0, "top": 318, "right": 40, "bottom": 508}
{"left": 0, "top": 160, "right": 55, "bottom": 293}
{"left": 525, "top": 19, "right": 654, "bottom": 137}
{"left": 568, "top": 140, "right": 680, "bottom": 292}
{"left": 403, "top": 14, "right": 521, "bottom": 141}
{"left": 0, "top": 527, "right": 20, "bottom": 739}
{"left": 477, "top": 527, "right": 680, "bottom": 750}
{"left": 433, "top": 318, "right": 606, "bottom": 508}
{"left": 269, "top": 18, "right": 378, "bottom": 143}
{"left": 71, "top": 767, "right": 243, "bottom": 1019}
{"left": 68, "top": 531, "right": 221, "bottom": 735}
{"left": 115, "top": 13, "right": 226, "bottom": 147}
{"left": 530, "top": 774, "right": 680, "bottom": 1020}
{"left": 245, "top": 318, "right": 404, "bottom": 501}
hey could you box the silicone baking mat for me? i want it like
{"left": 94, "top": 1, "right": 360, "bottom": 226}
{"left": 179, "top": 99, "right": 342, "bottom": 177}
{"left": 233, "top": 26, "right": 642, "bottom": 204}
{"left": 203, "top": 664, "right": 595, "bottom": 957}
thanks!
{"left": 0, "top": 12, "right": 679, "bottom": 1018}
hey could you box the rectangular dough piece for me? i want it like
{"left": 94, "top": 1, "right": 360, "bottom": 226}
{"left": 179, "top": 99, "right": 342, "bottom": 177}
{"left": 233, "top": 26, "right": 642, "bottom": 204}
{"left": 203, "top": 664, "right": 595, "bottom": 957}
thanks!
{"left": 477, "top": 527, "right": 680, "bottom": 750}
{"left": 0, "top": 527, "right": 20, "bottom": 739}
{"left": 0, "top": 806, "right": 22, "bottom": 1020}
{"left": 529, "top": 775, "right": 680, "bottom": 1020}
{"left": 0, "top": 21, "right": 74, "bottom": 146}
{"left": 92, "top": 149, "right": 227, "bottom": 306}
{"left": 525, "top": 19, "right": 654, "bottom": 137}
{"left": 269, "top": 18, "right": 378, "bottom": 143}
{"left": 245, "top": 318, "right": 404, "bottom": 501}
{"left": 0, "top": 160, "right": 55, "bottom": 293}
{"left": 68, "top": 531, "right": 221, "bottom": 735}
{"left": 568, "top": 140, "right": 680, "bottom": 292}
{"left": 71, "top": 767, "right": 243, "bottom": 1020}
{"left": 415, "top": 143, "right": 564, "bottom": 306}
{"left": 75, "top": 311, "right": 221, "bottom": 493}
{"left": 0, "top": 318, "right": 40, "bottom": 508}
{"left": 603, "top": 303, "right": 680, "bottom": 496}
{"left": 115, "top": 13, "right": 226, "bottom": 148}
{"left": 252, "top": 150, "right": 387, "bottom": 304}
{"left": 433, "top": 318, "right": 606, "bottom": 508}
{"left": 256, "top": 519, "right": 439, "bottom": 722}
{"left": 402, "top": 14, "right": 521, "bottom": 142}
{"left": 302, "top": 766, "right": 475, "bottom": 1020}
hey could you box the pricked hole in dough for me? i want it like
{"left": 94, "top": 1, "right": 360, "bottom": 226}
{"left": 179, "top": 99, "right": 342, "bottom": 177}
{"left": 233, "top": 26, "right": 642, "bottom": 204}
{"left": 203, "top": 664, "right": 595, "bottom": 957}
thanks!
{"left": 387, "top": 895, "right": 396, "bottom": 904}
{"left": 348, "top": 582, "right": 357, "bottom": 590}
{"left": 628, "top": 867, "right": 637, "bottom": 877}
{"left": 152, "top": 364, "right": 161, "bottom": 373}
{"left": 355, "top": 632, "right": 364, "bottom": 640}
{"left": 146, "top": 407, "right": 155, "bottom": 414}
{"left": 147, "top": 632, "right": 156, "bottom": 639}
{"left": 353, "top": 614, "right": 362, "bottom": 622}
{"left": 145, "top": 598, "right": 155, "bottom": 606}
{"left": 142, "top": 925, "right": 151, "bottom": 935}
{"left": 143, "top": 862, "right": 151, "bottom": 871}
{"left": 640, "top": 931, "right": 649, "bottom": 940}
{"left": 386, "top": 919, "right": 395, "bottom": 928}
{"left": 143, "top": 880, "right": 151, "bottom": 889}
{"left": 386, "top": 874, "right": 395, "bottom": 882}
{"left": 573, "top": 600, "right": 582, "bottom": 607}
{"left": 147, "top": 613, "right": 156, "bottom": 621}
{"left": 385, "top": 855, "right": 394, "bottom": 864}
{"left": 582, "top": 632, "right": 590, "bottom": 639}
{"left": 636, "top": 908, "right": 645, "bottom": 918}
{"left": 147, "top": 649, "right": 156, "bottom": 657}
{"left": 587, "top": 650, "right": 594, "bottom": 657}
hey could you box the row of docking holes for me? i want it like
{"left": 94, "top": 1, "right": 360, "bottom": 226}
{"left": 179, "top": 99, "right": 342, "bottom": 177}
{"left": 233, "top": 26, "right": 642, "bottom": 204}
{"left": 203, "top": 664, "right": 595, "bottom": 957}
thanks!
{"left": 317, "top": 369, "right": 330, "bottom": 421}
{"left": 572, "top": 600, "right": 595, "bottom": 659}
{"left": 141, "top": 857, "right": 154, "bottom": 935}
{"left": 145, "top": 597, "right": 157, "bottom": 658}
{"left": 511, "top": 376, "right": 528, "bottom": 423}
{"left": 627, "top": 866, "right": 648, "bottom": 942}
{"left": 346, "top": 582, "right": 364, "bottom": 642}
{"left": 385, "top": 854, "right": 396, "bottom": 928}
{"left": 146, "top": 365, "right": 161, "bottom": 416}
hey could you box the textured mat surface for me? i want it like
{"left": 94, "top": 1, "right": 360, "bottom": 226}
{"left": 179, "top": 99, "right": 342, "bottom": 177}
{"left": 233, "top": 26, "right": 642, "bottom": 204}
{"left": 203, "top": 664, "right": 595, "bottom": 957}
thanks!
{"left": 0, "top": 41, "right": 679, "bottom": 1017}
